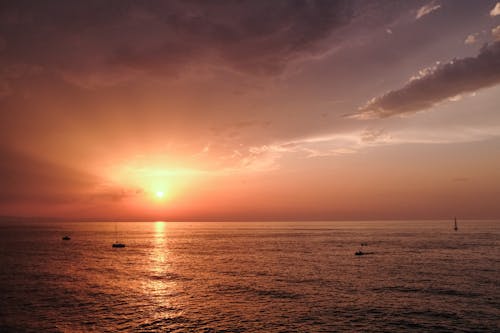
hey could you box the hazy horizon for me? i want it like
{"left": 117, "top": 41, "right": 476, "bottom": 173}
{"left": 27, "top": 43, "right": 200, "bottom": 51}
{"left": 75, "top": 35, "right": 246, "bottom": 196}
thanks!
{"left": 0, "top": 216, "right": 496, "bottom": 224}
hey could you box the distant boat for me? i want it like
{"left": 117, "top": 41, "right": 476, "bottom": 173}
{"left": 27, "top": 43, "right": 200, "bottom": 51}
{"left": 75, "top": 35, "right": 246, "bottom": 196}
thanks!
{"left": 355, "top": 250, "right": 375, "bottom": 256}
{"left": 454, "top": 217, "right": 458, "bottom": 231}
{"left": 112, "top": 222, "right": 125, "bottom": 248}
{"left": 62, "top": 236, "right": 71, "bottom": 241}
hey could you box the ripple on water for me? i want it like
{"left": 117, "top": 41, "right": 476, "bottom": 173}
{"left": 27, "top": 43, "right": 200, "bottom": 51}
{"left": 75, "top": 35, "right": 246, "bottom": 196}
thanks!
{"left": 149, "top": 272, "right": 192, "bottom": 282}
{"left": 372, "top": 285, "right": 482, "bottom": 298}
{"left": 0, "top": 220, "right": 498, "bottom": 332}
{"left": 213, "top": 283, "right": 302, "bottom": 300}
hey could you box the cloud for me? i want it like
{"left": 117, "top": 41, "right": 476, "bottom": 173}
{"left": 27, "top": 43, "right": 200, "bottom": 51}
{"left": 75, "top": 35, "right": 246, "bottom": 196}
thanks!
{"left": 464, "top": 34, "right": 478, "bottom": 45}
{"left": 493, "top": 25, "right": 500, "bottom": 41}
{"left": 490, "top": 2, "right": 500, "bottom": 16}
{"left": 354, "top": 41, "right": 500, "bottom": 118}
{"left": 89, "top": 186, "right": 143, "bottom": 203}
{"left": 239, "top": 122, "right": 500, "bottom": 166}
{"left": 0, "top": 147, "right": 94, "bottom": 204}
{"left": 416, "top": 1, "right": 441, "bottom": 20}
{"left": 260, "top": 123, "right": 500, "bottom": 161}
{"left": 0, "top": 1, "right": 355, "bottom": 87}
{"left": 448, "top": 94, "right": 462, "bottom": 102}
{"left": 0, "top": 147, "right": 138, "bottom": 205}
{"left": 242, "top": 128, "right": 392, "bottom": 163}
{"left": 360, "top": 128, "right": 391, "bottom": 143}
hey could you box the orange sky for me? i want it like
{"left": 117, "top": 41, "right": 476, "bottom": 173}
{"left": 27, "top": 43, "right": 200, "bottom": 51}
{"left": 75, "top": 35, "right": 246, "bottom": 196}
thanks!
{"left": 1, "top": 1, "right": 500, "bottom": 220}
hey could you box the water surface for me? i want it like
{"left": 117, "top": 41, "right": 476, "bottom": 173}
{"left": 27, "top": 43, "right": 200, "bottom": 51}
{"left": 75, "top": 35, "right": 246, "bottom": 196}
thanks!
{"left": 0, "top": 220, "right": 498, "bottom": 332}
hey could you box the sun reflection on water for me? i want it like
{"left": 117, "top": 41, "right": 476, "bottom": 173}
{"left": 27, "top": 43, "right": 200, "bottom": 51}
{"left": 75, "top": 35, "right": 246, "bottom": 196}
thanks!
{"left": 147, "top": 221, "right": 174, "bottom": 297}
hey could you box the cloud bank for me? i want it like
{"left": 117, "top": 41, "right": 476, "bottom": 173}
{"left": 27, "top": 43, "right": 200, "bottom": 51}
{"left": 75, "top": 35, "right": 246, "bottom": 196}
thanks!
{"left": 0, "top": 147, "right": 138, "bottom": 206}
{"left": 0, "top": 0, "right": 354, "bottom": 87}
{"left": 355, "top": 41, "right": 500, "bottom": 118}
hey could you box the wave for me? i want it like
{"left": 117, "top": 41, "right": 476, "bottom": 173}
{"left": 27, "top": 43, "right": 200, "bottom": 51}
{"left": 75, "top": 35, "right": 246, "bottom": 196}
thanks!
{"left": 373, "top": 285, "right": 481, "bottom": 298}
{"left": 213, "top": 283, "right": 302, "bottom": 299}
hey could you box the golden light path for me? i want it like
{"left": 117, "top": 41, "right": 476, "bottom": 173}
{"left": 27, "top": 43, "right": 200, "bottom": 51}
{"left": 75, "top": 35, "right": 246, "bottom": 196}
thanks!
{"left": 146, "top": 221, "right": 174, "bottom": 298}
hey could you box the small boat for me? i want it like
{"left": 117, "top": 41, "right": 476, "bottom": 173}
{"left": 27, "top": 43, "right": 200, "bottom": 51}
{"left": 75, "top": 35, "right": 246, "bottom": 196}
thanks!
{"left": 454, "top": 217, "right": 458, "bottom": 231}
{"left": 355, "top": 250, "right": 364, "bottom": 256}
{"left": 62, "top": 236, "right": 71, "bottom": 240}
{"left": 112, "top": 222, "right": 125, "bottom": 248}
{"left": 360, "top": 242, "right": 368, "bottom": 246}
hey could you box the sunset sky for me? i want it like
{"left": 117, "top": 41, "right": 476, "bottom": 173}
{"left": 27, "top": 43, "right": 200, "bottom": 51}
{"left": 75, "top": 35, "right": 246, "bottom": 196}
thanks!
{"left": 1, "top": 0, "right": 499, "bottom": 220}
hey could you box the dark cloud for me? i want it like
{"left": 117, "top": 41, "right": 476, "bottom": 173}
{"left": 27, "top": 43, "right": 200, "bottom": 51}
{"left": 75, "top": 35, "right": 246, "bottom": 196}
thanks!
{"left": 355, "top": 41, "right": 500, "bottom": 118}
{"left": 89, "top": 187, "right": 144, "bottom": 202}
{"left": 0, "top": 147, "right": 94, "bottom": 204}
{"left": 0, "top": 0, "right": 354, "bottom": 86}
{"left": 0, "top": 147, "right": 135, "bottom": 204}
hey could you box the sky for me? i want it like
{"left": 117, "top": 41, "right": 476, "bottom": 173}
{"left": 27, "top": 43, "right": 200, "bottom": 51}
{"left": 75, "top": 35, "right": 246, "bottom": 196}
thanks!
{"left": 1, "top": 0, "right": 500, "bottom": 220}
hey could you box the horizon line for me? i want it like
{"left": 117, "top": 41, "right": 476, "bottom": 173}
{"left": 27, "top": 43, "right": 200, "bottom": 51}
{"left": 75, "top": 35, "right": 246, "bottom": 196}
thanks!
{"left": 0, "top": 215, "right": 498, "bottom": 223}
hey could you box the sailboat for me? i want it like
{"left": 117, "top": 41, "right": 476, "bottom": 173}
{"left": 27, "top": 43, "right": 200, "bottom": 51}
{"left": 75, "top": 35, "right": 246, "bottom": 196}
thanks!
{"left": 354, "top": 242, "right": 374, "bottom": 256}
{"left": 112, "top": 222, "right": 126, "bottom": 248}
{"left": 454, "top": 217, "right": 458, "bottom": 231}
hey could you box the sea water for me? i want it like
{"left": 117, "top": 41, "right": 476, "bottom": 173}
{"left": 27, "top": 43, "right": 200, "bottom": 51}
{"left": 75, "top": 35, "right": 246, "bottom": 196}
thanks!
{"left": 0, "top": 220, "right": 498, "bottom": 332}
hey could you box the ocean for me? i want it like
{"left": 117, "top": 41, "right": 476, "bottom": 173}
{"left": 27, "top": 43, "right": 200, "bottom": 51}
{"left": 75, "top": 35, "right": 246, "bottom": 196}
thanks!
{"left": 0, "top": 220, "right": 498, "bottom": 332}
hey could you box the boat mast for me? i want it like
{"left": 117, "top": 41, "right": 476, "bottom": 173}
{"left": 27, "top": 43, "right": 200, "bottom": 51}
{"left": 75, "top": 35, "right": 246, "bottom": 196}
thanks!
{"left": 454, "top": 217, "right": 458, "bottom": 231}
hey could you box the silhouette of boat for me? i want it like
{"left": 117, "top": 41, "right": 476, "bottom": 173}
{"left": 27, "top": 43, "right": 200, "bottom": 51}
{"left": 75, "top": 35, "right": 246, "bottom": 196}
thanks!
{"left": 355, "top": 250, "right": 375, "bottom": 256}
{"left": 454, "top": 217, "right": 458, "bottom": 231}
{"left": 112, "top": 222, "right": 125, "bottom": 248}
{"left": 62, "top": 235, "right": 71, "bottom": 240}
{"left": 356, "top": 241, "right": 372, "bottom": 255}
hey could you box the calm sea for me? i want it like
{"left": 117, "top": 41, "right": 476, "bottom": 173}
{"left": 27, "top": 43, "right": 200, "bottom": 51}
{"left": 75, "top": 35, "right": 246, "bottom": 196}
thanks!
{"left": 0, "top": 220, "right": 498, "bottom": 332}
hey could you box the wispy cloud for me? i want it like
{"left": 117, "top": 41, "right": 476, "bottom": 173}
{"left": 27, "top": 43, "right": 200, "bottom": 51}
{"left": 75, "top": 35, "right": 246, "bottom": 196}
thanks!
{"left": 353, "top": 41, "right": 500, "bottom": 119}
{"left": 241, "top": 123, "right": 500, "bottom": 168}
{"left": 493, "top": 25, "right": 500, "bottom": 41}
{"left": 416, "top": 1, "right": 441, "bottom": 20}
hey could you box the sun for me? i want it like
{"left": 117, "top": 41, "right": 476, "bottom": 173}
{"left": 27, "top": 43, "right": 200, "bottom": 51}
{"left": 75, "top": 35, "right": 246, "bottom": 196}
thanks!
{"left": 149, "top": 188, "right": 168, "bottom": 203}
